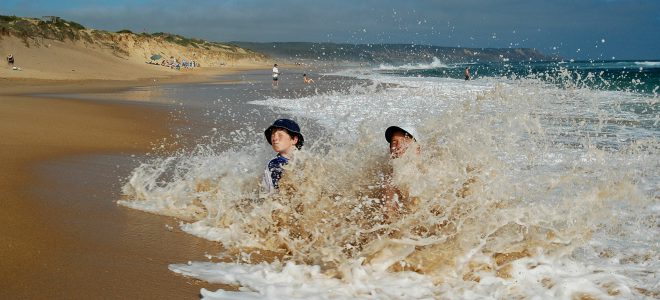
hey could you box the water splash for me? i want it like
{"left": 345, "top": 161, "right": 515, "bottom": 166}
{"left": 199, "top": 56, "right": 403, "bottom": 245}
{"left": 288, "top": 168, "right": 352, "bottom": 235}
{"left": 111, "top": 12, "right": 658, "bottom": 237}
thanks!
{"left": 376, "top": 57, "right": 448, "bottom": 71}
{"left": 119, "top": 69, "right": 659, "bottom": 299}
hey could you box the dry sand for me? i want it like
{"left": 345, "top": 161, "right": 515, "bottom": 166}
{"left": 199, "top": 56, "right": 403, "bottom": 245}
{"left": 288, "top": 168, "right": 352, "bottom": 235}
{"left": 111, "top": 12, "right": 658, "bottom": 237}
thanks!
{"left": 0, "top": 35, "right": 269, "bottom": 80}
{"left": 0, "top": 39, "right": 271, "bottom": 298}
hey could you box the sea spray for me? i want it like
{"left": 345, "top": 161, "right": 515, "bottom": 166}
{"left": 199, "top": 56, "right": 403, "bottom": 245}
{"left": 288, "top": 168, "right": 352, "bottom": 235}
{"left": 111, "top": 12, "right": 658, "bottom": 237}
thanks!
{"left": 120, "top": 68, "right": 658, "bottom": 299}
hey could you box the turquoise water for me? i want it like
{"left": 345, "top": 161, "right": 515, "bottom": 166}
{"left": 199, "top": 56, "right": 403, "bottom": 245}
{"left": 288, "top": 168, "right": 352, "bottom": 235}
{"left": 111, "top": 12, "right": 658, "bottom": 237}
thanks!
{"left": 378, "top": 60, "right": 660, "bottom": 95}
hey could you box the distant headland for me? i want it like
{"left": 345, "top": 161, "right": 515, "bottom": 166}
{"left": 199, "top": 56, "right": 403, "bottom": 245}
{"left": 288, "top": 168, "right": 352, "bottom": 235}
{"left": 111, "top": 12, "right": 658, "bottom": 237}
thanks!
{"left": 232, "top": 42, "right": 555, "bottom": 64}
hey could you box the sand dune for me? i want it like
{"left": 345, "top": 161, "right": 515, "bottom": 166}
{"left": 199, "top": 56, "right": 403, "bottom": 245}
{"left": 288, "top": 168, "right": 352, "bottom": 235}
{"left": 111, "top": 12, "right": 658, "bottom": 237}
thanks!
{"left": 0, "top": 34, "right": 268, "bottom": 80}
{"left": 1, "top": 36, "right": 168, "bottom": 80}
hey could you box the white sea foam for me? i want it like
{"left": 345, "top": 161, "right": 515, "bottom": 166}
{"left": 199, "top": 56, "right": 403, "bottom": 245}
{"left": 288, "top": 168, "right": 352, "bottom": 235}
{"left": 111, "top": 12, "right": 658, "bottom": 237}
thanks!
{"left": 634, "top": 61, "right": 660, "bottom": 68}
{"left": 376, "top": 57, "right": 448, "bottom": 71}
{"left": 170, "top": 261, "right": 437, "bottom": 299}
{"left": 120, "top": 71, "right": 659, "bottom": 299}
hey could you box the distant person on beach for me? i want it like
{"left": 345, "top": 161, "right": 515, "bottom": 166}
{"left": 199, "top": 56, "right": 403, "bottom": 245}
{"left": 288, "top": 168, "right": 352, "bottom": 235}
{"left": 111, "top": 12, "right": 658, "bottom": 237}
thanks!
{"left": 272, "top": 64, "right": 280, "bottom": 87}
{"left": 303, "top": 73, "right": 315, "bottom": 84}
{"left": 7, "top": 54, "right": 14, "bottom": 65}
{"left": 382, "top": 125, "right": 421, "bottom": 220}
{"left": 262, "top": 118, "right": 304, "bottom": 195}
{"left": 464, "top": 67, "right": 471, "bottom": 81}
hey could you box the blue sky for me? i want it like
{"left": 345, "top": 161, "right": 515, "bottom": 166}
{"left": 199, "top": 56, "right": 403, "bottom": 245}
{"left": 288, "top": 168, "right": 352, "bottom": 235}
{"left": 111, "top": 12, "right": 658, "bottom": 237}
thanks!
{"left": 1, "top": 0, "right": 659, "bottom": 59}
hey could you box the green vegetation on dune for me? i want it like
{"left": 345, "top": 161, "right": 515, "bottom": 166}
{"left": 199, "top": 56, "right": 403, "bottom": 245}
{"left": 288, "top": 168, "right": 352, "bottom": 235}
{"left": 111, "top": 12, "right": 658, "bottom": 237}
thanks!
{"left": 0, "top": 15, "right": 90, "bottom": 45}
{"left": 146, "top": 31, "right": 242, "bottom": 51}
{"left": 0, "top": 15, "right": 262, "bottom": 60}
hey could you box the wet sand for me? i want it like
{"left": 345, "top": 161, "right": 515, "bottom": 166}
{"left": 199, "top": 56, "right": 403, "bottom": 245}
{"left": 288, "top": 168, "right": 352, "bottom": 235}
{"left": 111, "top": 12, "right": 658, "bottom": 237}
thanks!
{"left": 0, "top": 77, "right": 240, "bottom": 299}
{"left": 0, "top": 67, "right": 365, "bottom": 298}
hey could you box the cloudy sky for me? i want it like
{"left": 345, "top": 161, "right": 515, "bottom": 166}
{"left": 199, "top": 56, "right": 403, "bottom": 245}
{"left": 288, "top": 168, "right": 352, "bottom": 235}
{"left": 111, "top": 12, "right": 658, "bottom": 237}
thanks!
{"left": 1, "top": 0, "right": 658, "bottom": 59}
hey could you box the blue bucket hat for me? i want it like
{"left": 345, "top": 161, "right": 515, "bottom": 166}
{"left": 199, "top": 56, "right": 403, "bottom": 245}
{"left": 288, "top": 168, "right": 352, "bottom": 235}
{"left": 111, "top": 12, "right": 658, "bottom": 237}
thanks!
{"left": 265, "top": 119, "right": 304, "bottom": 149}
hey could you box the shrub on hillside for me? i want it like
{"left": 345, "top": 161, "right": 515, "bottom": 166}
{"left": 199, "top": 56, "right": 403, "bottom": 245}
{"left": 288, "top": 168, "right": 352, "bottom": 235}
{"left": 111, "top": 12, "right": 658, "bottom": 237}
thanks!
{"left": 0, "top": 15, "right": 20, "bottom": 22}
{"left": 65, "top": 20, "right": 85, "bottom": 30}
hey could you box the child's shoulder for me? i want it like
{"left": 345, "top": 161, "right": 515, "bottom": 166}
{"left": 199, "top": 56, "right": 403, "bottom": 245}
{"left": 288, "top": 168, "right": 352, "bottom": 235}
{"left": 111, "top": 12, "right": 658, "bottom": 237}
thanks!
{"left": 268, "top": 155, "right": 288, "bottom": 165}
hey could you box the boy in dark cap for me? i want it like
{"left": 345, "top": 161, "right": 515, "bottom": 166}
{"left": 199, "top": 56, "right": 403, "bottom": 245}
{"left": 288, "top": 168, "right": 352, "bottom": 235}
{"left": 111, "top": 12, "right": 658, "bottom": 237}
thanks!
{"left": 262, "top": 118, "right": 304, "bottom": 194}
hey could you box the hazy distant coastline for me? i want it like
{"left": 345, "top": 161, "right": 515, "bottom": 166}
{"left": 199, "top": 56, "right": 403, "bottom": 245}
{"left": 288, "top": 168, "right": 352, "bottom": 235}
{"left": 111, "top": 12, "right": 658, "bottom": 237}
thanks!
{"left": 232, "top": 41, "right": 555, "bottom": 64}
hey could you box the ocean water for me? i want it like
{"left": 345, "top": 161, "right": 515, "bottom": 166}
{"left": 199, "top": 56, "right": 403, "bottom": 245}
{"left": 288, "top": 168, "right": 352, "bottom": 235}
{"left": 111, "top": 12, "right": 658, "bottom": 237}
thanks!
{"left": 119, "top": 59, "right": 659, "bottom": 299}
{"left": 378, "top": 58, "right": 660, "bottom": 95}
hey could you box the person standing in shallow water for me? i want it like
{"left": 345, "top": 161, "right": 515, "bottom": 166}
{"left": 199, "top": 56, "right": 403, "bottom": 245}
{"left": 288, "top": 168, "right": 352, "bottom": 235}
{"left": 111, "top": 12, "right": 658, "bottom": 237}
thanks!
{"left": 262, "top": 119, "right": 304, "bottom": 195}
{"left": 272, "top": 64, "right": 280, "bottom": 87}
{"left": 464, "top": 67, "right": 471, "bottom": 80}
{"left": 382, "top": 125, "right": 421, "bottom": 220}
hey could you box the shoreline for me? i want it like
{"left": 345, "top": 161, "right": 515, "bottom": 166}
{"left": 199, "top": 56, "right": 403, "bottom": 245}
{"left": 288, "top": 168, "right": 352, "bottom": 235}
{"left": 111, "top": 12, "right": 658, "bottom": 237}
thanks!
{"left": 0, "top": 68, "right": 263, "bottom": 299}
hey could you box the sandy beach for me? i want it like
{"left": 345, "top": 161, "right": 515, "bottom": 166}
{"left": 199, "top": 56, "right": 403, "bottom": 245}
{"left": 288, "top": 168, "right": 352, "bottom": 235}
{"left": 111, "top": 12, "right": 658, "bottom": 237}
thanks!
{"left": 0, "top": 61, "right": 270, "bottom": 298}
{"left": 3, "top": 3, "right": 658, "bottom": 299}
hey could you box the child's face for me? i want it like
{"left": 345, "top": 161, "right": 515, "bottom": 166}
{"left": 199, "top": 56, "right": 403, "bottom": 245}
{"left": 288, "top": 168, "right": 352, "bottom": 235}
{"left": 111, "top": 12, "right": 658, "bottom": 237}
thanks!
{"left": 270, "top": 128, "right": 298, "bottom": 154}
{"left": 389, "top": 131, "right": 414, "bottom": 159}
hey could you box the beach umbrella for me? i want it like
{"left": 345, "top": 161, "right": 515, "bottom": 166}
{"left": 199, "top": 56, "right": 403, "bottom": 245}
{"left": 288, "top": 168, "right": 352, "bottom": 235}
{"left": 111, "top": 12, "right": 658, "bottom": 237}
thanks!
{"left": 150, "top": 54, "right": 162, "bottom": 60}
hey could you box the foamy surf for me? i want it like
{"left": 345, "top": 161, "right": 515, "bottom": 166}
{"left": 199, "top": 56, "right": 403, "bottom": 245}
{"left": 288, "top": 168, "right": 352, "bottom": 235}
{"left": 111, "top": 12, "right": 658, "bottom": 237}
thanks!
{"left": 119, "top": 68, "right": 659, "bottom": 299}
{"left": 170, "top": 261, "right": 437, "bottom": 299}
{"left": 634, "top": 61, "right": 660, "bottom": 68}
{"left": 376, "top": 57, "right": 449, "bottom": 71}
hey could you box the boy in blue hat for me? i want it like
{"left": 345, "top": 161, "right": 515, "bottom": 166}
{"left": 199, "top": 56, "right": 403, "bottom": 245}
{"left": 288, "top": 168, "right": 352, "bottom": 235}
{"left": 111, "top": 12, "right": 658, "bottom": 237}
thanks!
{"left": 261, "top": 118, "right": 304, "bottom": 194}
